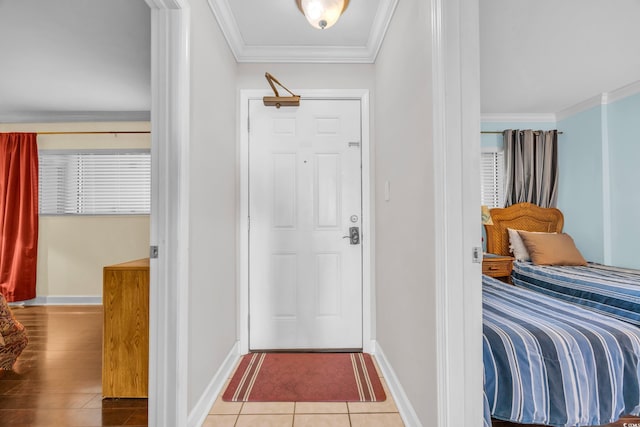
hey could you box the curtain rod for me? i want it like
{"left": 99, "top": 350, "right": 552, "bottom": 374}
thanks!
{"left": 36, "top": 131, "right": 150, "bottom": 135}
{"left": 481, "top": 130, "right": 563, "bottom": 135}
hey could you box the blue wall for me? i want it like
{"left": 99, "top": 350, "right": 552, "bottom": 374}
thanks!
{"left": 482, "top": 93, "right": 640, "bottom": 269}
{"left": 557, "top": 106, "right": 605, "bottom": 263}
{"left": 608, "top": 93, "right": 640, "bottom": 268}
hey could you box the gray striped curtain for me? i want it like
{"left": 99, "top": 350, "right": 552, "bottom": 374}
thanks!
{"left": 503, "top": 129, "right": 559, "bottom": 208}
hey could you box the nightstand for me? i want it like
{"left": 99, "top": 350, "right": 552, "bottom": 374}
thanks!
{"left": 482, "top": 254, "right": 514, "bottom": 284}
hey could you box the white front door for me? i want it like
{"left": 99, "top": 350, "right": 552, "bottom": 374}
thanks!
{"left": 249, "top": 98, "right": 363, "bottom": 350}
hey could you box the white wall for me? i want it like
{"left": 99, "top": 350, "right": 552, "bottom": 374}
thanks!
{"left": 236, "top": 63, "right": 375, "bottom": 91}
{"left": 374, "top": 0, "right": 437, "bottom": 424}
{"left": 187, "top": 0, "right": 239, "bottom": 414}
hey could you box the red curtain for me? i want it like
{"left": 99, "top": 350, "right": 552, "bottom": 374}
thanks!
{"left": 0, "top": 133, "right": 38, "bottom": 302}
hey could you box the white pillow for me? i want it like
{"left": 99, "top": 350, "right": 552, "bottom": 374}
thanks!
{"left": 507, "top": 228, "right": 530, "bottom": 261}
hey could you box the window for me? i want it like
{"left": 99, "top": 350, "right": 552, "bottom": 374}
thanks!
{"left": 39, "top": 150, "right": 151, "bottom": 215}
{"left": 481, "top": 150, "right": 504, "bottom": 209}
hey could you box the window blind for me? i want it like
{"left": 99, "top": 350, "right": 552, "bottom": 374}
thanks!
{"left": 39, "top": 150, "right": 151, "bottom": 215}
{"left": 481, "top": 151, "right": 504, "bottom": 209}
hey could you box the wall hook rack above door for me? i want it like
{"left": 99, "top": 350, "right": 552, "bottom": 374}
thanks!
{"left": 263, "top": 72, "right": 300, "bottom": 108}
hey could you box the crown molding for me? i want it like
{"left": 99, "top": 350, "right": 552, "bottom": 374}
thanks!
{"left": 606, "top": 80, "right": 640, "bottom": 104}
{"left": 367, "top": 0, "right": 399, "bottom": 62}
{"left": 206, "top": 0, "right": 244, "bottom": 62}
{"left": 555, "top": 80, "right": 640, "bottom": 121}
{"left": 145, "top": 0, "right": 188, "bottom": 8}
{"left": 0, "top": 111, "right": 151, "bottom": 124}
{"left": 555, "top": 94, "right": 604, "bottom": 121}
{"left": 481, "top": 113, "right": 556, "bottom": 123}
{"left": 231, "top": 45, "right": 377, "bottom": 64}
{"left": 207, "top": 0, "right": 397, "bottom": 63}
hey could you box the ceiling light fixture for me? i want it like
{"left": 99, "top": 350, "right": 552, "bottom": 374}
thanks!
{"left": 295, "top": 0, "right": 350, "bottom": 30}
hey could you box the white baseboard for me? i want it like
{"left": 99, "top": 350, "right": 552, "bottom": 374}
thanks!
{"left": 188, "top": 341, "right": 241, "bottom": 427}
{"left": 9, "top": 295, "right": 102, "bottom": 306}
{"left": 372, "top": 341, "right": 423, "bottom": 427}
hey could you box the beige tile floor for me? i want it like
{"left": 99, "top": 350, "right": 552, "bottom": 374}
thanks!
{"left": 204, "top": 356, "right": 405, "bottom": 427}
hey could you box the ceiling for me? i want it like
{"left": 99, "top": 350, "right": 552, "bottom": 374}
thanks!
{"left": 208, "top": 0, "right": 397, "bottom": 63}
{"left": 479, "top": 0, "right": 640, "bottom": 115}
{"left": 0, "top": 0, "right": 151, "bottom": 122}
{"left": 1, "top": 0, "right": 638, "bottom": 122}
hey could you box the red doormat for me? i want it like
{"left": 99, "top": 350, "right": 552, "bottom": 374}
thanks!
{"left": 222, "top": 352, "right": 386, "bottom": 402}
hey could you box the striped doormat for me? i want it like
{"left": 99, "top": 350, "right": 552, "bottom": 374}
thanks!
{"left": 222, "top": 352, "right": 386, "bottom": 402}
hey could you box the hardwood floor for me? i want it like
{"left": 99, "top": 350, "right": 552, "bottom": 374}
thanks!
{"left": 0, "top": 305, "right": 147, "bottom": 427}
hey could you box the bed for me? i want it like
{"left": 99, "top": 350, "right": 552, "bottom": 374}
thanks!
{"left": 482, "top": 274, "right": 640, "bottom": 426}
{"left": 485, "top": 202, "right": 640, "bottom": 326}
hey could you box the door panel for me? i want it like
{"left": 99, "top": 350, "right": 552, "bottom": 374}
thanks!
{"left": 272, "top": 153, "right": 297, "bottom": 228}
{"left": 249, "top": 99, "right": 362, "bottom": 350}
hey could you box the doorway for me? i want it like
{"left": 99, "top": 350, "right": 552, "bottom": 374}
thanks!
{"left": 248, "top": 98, "right": 363, "bottom": 350}
{"left": 239, "top": 90, "right": 373, "bottom": 354}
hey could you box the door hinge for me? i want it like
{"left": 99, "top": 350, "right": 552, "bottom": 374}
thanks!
{"left": 348, "top": 141, "right": 360, "bottom": 147}
{"left": 247, "top": 118, "right": 250, "bottom": 133}
{"left": 150, "top": 245, "right": 159, "bottom": 259}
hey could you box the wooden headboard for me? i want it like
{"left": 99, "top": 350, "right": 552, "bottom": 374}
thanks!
{"left": 485, "top": 203, "right": 564, "bottom": 256}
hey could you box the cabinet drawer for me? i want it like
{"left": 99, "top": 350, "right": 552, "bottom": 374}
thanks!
{"left": 482, "top": 259, "right": 513, "bottom": 277}
{"left": 482, "top": 260, "right": 512, "bottom": 278}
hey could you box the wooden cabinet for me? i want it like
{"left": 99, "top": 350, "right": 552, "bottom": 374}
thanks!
{"left": 102, "top": 258, "right": 149, "bottom": 398}
{"left": 482, "top": 255, "right": 514, "bottom": 283}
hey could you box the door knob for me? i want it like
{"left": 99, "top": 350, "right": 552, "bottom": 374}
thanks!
{"left": 342, "top": 227, "right": 360, "bottom": 245}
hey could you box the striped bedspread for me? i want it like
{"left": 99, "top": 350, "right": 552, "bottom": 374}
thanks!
{"left": 483, "top": 275, "right": 640, "bottom": 426}
{"left": 512, "top": 261, "right": 640, "bottom": 327}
